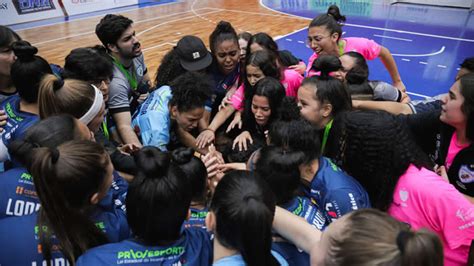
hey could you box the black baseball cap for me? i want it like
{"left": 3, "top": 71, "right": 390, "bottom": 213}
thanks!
{"left": 175, "top": 35, "right": 212, "bottom": 71}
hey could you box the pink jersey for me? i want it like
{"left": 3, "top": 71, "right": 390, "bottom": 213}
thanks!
{"left": 446, "top": 133, "right": 470, "bottom": 170}
{"left": 306, "top": 37, "right": 382, "bottom": 77}
{"left": 388, "top": 164, "right": 474, "bottom": 266}
{"left": 230, "top": 69, "right": 303, "bottom": 111}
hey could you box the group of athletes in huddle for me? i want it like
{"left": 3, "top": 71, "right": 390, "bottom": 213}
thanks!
{"left": 0, "top": 4, "right": 473, "bottom": 266}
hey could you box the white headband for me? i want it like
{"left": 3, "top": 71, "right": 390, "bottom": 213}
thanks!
{"left": 79, "top": 84, "right": 104, "bottom": 125}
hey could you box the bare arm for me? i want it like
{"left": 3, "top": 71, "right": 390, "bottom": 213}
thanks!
{"left": 196, "top": 105, "right": 237, "bottom": 149}
{"left": 176, "top": 126, "right": 208, "bottom": 155}
{"left": 209, "top": 105, "right": 236, "bottom": 131}
{"left": 352, "top": 100, "right": 413, "bottom": 115}
{"left": 199, "top": 110, "right": 211, "bottom": 131}
{"left": 273, "top": 207, "right": 321, "bottom": 253}
{"left": 112, "top": 111, "right": 142, "bottom": 147}
{"left": 378, "top": 46, "right": 405, "bottom": 92}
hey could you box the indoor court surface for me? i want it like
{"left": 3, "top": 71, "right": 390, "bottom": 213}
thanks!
{"left": 10, "top": 0, "right": 474, "bottom": 99}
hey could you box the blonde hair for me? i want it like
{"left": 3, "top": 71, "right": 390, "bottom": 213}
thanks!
{"left": 38, "top": 74, "right": 95, "bottom": 120}
{"left": 324, "top": 209, "right": 443, "bottom": 266}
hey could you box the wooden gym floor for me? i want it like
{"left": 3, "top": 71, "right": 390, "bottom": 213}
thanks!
{"left": 14, "top": 0, "right": 309, "bottom": 83}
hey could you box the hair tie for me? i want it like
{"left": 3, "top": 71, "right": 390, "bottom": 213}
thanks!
{"left": 396, "top": 230, "right": 412, "bottom": 254}
{"left": 50, "top": 148, "right": 60, "bottom": 164}
{"left": 53, "top": 78, "right": 64, "bottom": 91}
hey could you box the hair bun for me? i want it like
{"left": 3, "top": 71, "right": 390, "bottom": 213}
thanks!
{"left": 313, "top": 55, "right": 342, "bottom": 78}
{"left": 171, "top": 147, "right": 194, "bottom": 164}
{"left": 12, "top": 40, "right": 38, "bottom": 62}
{"left": 215, "top": 21, "right": 235, "bottom": 34}
{"left": 327, "top": 5, "right": 346, "bottom": 24}
{"left": 134, "top": 146, "right": 171, "bottom": 179}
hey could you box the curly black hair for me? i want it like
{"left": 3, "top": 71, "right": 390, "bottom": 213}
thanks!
{"left": 154, "top": 48, "right": 185, "bottom": 89}
{"left": 169, "top": 72, "right": 212, "bottom": 112}
{"left": 335, "top": 110, "right": 431, "bottom": 211}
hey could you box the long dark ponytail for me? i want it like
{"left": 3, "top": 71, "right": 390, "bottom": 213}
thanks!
{"left": 211, "top": 170, "right": 279, "bottom": 266}
{"left": 27, "top": 140, "right": 110, "bottom": 264}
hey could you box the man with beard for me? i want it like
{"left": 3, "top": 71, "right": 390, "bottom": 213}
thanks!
{"left": 96, "top": 14, "right": 150, "bottom": 147}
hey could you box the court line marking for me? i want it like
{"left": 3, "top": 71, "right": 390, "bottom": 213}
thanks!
{"left": 373, "top": 34, "right": 412, "bottom": 42}
{"left": 31, "top": 8, "right": 219, "bottom": 46}
{"left": 274, "top": 26, "right": 310, "bottom": 40}
{"left": 407, "top": 91, "right": 430, "bottom": 98}
{"left": 137, "top": 9, "right": 223, "bottom": 36}
{"left": 191, "top": 0, "right": 218, "bottom": 25}
{"left": 259, "top": 0, "right": 474, "bottom": 43}
{"left": 15, "top": 1, "right": 182, "bottom": 31}
{"left": 205, "top": 6, "right": 309, "bottom": 18}
{"left": 142, "top": 42, "right": 175, "bottom": 52}
{"left": 392, "top": 46, "right": 445, "bottom": 57}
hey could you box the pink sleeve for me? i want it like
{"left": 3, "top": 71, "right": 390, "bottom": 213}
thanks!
{"left": 391, "top": 167, "right": 474, "bottom": 250}
{"left": 230, "top": 84, "right": 245, "bottom": 111}
{"left": 345, "top": 37, "right": 381, "bottom": 61}
{"left": 428, "top": 182, "right": 474, "bottom": 250}
{"left": 389, "top": 166, "right": 474, "bottom": 265}
{"left": 282, "top": 69, "right": 303, "bottom": 98}
{"left": 305, "top": 52, "right": 318, "bottom": 77}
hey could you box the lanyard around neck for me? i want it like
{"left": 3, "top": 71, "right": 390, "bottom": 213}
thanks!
{"left": 338, "top": 40, "right": 345, "bottom": 56}
{"left": 112, "top": 56, "right": 137, "bottom": 90}
{"left": 321, "top": 119, "right": 334, "bottom": 154}
{"left": 102, "top": 120, "right": 109, "bottom": 140}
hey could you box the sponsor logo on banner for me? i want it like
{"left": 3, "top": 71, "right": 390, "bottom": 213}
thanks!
{"left": 13, "top": 0, "right": 56, "bottom": 15}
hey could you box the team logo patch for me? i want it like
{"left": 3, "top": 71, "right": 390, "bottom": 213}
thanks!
{"left": 136, "top": 65, "right": 144, "bottom": 76}
{"left": 399, "top": 190, "right": 409, "bottom": 202}
{"left": 458, "top": 165, "right": 474, "bottom": 183}
{"left": 192, "top": 52, "right": 201, "bottom": 59}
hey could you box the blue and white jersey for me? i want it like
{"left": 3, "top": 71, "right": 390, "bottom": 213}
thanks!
{"left": 272, "top": 196, "right": 327, "bottom": 266}
{"left": 0, "top": 95, "right": 39, "bottom": 170}
{"left": 132, "top": 86, "right": 172, "bottom": 151}
{"left": 77, "top": 227, "right": 213, "bottom": 266}
{"left": 305, "top": 157, "right": 371, "bottom": 222}
{"left": 0, "top": 167, "right": 40, "bottom": 219}
{"left": 0, "top": 213, "right": 67, "bottom": 266}
{"left": 0, "top": 192, "right": 129, "bottom": 266}
{"left": 283, "top": 196, "right": 328, "bottom": 230}
{"left": 183, "top": 206, "right": 208, "bottom": 229}
{"left": 0, "top": 168, "right": 128, "bottom": 221}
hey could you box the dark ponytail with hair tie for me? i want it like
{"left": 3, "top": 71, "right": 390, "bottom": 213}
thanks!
{"left": 327, "top": 5, "right": 346, "bottom": 24}
{"left": 396, "top": 230, "right": 412, "bottom": 254}
{"left": 53, "top": 78, "right": 64, "bottom": 91}
{"left": 12, "top": 40, "right": 37, "bottom": 62}
{"left": 50, "top": 148, "right": 60, "bottom": 164}
{"left": 309, "top": 5, "right": 346, "bottom": 42}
